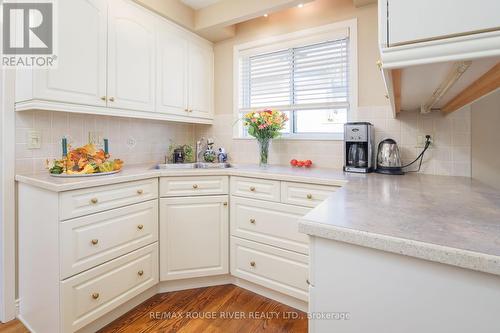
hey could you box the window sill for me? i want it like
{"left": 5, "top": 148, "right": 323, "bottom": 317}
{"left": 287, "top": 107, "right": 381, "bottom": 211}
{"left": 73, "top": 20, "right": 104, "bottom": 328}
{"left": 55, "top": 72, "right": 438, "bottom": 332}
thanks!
{"left": 232, "top": 134, "right": 344, "bottom": 141}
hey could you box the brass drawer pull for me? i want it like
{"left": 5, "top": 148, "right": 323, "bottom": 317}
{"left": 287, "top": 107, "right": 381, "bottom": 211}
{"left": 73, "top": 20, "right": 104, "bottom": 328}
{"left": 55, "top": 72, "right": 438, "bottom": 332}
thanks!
{"left": 192, "top": 184, "right": 198, "bottom": 189}
{"left": 91, "top": 292, "right": 100, "bottom": 300}
{"left": 137, "top": 189, "right": 144, "bottom": 195}
{"left": 250, "top": 218, "right": 256, "bottom": 224}
{"left": 138, "top": 270, "right": 144, "bottom": 276}
{"left": 250, "top": 261, "right": 256, "bottom": 267}
{"left": 307, "top": 194, "right": 313, "bottom": 199}
{"left": 109, "top": 97, "right": 115, "bottom": 102}
{"left": 91, "top": 239, "right": 99, "bottom": 245}
{"left": 306, "top": 279, "right": 310, "bottom": 285}
{"left": 100, "top": 96, "right": 107, "bottom": 101}
{"left": 90, "top": 198, "right": 98, "bottom": 204}
{"left": 137, "top": 224, "right": 144, "bottom": 230}
{"left": 249, "top": 186, "right": 256, "bottom": 192}
{"left": 223, "top": 202, "right": 228, "bottom": 206}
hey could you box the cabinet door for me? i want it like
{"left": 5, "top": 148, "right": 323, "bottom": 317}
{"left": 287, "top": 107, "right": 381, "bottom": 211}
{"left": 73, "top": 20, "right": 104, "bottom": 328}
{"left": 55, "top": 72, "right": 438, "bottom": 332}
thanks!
{"left": 160, "top": 196, "right": 228, "bottom": 281}
{"left": 108, "top": 0, "right": 156, "bottom": 112}
{"left": 157, "top": 23, "right": 188, "bottom": 116}
{"left": 188, "top": 40, "right": 213, "bottom": 119}
{"left": 388, "top": 0, "right": 500, "bottom": 46}
{"left": 33, "top": 0, "right": 107, "bottom": 106}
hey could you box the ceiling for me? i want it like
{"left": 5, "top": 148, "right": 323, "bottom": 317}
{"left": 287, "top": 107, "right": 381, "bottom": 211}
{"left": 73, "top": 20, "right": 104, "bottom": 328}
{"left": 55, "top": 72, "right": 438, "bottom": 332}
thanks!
{"left": 181, "top": 0, "right": 221, "bottom": 10}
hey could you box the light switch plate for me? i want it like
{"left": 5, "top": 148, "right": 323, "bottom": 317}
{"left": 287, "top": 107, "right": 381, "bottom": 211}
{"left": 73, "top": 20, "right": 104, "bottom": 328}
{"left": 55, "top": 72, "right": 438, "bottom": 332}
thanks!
{"left": 27, "top": 130, "right": 42, "bottom": 149}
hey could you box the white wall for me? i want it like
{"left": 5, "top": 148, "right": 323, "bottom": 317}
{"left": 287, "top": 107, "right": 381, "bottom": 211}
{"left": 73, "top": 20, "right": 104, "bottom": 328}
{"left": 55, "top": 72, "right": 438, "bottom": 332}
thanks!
{"left": 471, "top": 89, "right": 500, "bottom": 189}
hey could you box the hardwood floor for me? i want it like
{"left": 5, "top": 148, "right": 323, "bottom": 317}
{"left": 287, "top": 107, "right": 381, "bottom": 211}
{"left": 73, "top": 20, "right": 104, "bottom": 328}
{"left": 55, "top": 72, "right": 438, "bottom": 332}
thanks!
{"left": 0, "top": 285, "right": 307, "bottom": 333}
{"left": 98, "top": 284, "right": 307, "bottom": 333}
{"left": 0, "top": 319, "right": 29, "bottom": 333}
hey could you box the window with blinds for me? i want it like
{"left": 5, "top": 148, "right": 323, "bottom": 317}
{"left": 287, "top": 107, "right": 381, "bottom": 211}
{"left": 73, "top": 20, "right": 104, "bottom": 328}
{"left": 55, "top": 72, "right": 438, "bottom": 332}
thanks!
{"left": 238, "top": 36, "right": 350, "bottom": 137}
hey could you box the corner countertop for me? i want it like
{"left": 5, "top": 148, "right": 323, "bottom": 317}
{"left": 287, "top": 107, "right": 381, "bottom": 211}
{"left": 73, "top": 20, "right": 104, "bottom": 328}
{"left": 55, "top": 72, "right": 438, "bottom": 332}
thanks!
{"left": 299, "top": 173, "right": 500, "bottom": 276}
{"left": 16, "top": 164, "right": 500, "bottom": 276}
{"left": 14, "top": 164, "right": 348, "bottom": 192}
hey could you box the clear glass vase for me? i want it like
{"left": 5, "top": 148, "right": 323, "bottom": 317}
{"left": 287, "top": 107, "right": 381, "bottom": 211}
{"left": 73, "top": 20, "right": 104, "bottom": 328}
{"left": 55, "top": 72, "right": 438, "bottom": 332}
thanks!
{"left": 257, "top": 137, "right": 271, "bottom": 167}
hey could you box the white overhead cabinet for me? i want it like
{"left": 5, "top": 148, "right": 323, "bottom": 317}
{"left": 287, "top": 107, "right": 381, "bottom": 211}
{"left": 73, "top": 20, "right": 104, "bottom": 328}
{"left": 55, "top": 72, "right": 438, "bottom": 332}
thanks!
{"left": 379, "top": 0, "right": 500, "bottom": 68}
{"left": 16, "top": 0, "right": 108, "bottom": 107}
{"left": 107, "top": 0, "right": 156, "bottom": 112}
{"left": 156, "top": 22, "right": 213, "bottom": 120}
{"left": 15, "top": 0, "right": 213, "bottom": 124}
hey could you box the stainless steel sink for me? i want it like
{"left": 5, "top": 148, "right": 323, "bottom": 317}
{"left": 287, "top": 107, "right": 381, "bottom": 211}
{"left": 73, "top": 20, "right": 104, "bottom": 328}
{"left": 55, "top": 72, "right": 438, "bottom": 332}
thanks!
{"left": 156, "top": 162, "right": 231, "bottom": 169}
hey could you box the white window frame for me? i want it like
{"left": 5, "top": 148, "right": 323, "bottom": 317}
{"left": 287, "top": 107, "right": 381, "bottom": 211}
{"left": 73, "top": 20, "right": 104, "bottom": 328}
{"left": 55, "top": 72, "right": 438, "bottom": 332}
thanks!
{"left": 233, "top": 19, "right": 358, "bottom": 141}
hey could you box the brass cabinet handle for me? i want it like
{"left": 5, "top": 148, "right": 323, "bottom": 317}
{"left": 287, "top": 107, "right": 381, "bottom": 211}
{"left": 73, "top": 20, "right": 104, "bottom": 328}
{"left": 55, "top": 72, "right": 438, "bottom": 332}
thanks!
{"left": 109, "top": 97, "right": 115, "bottom": 102}
{"left": 250, "top": 261, "right": 256, "bottom": 267}
{"left": 306, "top": 279, "right": 310, "bottom": 285}
{"left": 100, "top": 96, "right": 107, "bottom": 101}
{"left": 249, "top": 186, "right": 256, "bottom": 192}
{"left": 192, "top": 184, "right": 198, "bottom": 189}
{"left": 137, "top": 189, "right": 144, "bottom": 195}
{"left": 223, "top": 202, "right": 228, "bottom": 206}
{"left": 250, "top": 218, "right": 256, "bottom": 224}
{"left": 137, "top": 224, "right": 144, "bottom": 230}
{"left": 384, "top": 94, "right": 389, "bottom": 99}
{"left": 138, "top": 270, "right": 144, "bottom": 276}
{"left": 307, "top": 194, "right": 313, "bottom": 199}
{"left": 90, "top": 198, "right": 98, "bottom": 204}
{"left": 376, "top": 60, "right": 383, "bottom": 70}
{"left": 91, "top": 292, "right": 100, "bottom": 299}
{"left": 185, "top": 108, "right": 189, "bottom": 112}
{"left": 91, "top": 239, "right": 99, "bottom": 245}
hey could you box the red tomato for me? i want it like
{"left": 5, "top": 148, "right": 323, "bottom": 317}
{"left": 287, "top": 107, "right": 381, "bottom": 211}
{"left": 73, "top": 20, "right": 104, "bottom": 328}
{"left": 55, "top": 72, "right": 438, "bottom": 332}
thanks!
{"left": 297, "top": 161, "right": 304, "bottom": 167}
{"left": 304, "top": 160, "right": 313, "bottom": 167}
{"left": 290, "top": 159, "right": 298, "bottom": 166}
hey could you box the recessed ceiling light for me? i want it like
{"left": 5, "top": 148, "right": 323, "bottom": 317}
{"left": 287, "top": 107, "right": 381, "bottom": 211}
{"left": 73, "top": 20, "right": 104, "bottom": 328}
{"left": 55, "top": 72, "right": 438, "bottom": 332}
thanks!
{"left": 263, "top": 13, "right": 268, "bottom": 17}
{"left": 297, "top": 3, "right": 304, "bottom": 8}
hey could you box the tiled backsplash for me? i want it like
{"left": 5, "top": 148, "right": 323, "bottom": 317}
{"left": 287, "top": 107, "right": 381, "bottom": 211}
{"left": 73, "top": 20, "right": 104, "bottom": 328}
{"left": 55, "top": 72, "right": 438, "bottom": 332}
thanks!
{"left": 15, "top": 105, "right": 471, "bottom": 177}
{"left": 15, "top": 111, "right": 195, "bottom": 174}
{"left": 196, "top": 105, "right": 471, "bottom": 177}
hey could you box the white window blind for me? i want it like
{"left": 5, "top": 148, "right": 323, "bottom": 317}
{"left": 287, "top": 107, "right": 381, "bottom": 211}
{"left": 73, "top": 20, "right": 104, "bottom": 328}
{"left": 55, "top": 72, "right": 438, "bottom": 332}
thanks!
{"left": 238, "top": 36, "right": 350, "bottom": 136}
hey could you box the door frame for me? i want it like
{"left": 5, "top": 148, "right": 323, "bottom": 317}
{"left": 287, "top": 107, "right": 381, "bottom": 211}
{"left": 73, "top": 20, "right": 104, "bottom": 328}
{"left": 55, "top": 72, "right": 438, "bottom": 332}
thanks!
{"left": 0, "top": 67, "right": 17, "bottom": 322}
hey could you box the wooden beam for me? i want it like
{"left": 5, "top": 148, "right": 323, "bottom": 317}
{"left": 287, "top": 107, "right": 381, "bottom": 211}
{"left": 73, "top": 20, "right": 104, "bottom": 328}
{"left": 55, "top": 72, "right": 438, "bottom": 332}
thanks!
{"left": 391, "top": 69, "right": 402, "bottom": 113}
{"left": 442, "top": 62, "right": 500, "bottom": 114}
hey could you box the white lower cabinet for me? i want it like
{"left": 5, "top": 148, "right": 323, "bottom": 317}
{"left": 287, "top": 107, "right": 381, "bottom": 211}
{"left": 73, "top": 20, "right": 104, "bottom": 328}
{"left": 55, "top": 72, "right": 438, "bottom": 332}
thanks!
{"left": 61, "top": 243, "right": 158, "bottom": 332}
{"left": 231, "top": 237, "right": 309, "bottom": 301}
{"left": 159, "top": 195, "right": 229, "bottom": 280}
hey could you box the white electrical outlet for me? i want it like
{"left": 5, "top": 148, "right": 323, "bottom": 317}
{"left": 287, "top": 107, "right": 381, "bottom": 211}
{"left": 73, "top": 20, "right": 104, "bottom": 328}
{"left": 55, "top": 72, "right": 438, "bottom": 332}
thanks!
{"left": 126, "top": 136, "right": 137, "bottom": 148}
{"left": 27, "top": 130, "right": 42, "bottom": 149}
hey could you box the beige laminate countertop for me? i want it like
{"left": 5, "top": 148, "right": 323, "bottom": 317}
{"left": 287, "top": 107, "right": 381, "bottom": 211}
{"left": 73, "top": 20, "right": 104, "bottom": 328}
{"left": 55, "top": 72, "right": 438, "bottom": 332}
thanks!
{"left": 16, "top": 164, "right": 500, "bottom": 276}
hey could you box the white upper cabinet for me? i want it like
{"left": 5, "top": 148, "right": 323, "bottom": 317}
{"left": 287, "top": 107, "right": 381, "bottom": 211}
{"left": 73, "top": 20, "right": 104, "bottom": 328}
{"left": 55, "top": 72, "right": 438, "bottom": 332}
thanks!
{"left": 379, "top": 0, "right": 500, "bottom": 68}
{"left": 156, "top": 22, "right": 188, "bottom": 116}
{"left": 156, "top": 21, "right": 214, "bottom": 120}
{"left": 107, "top": 0, "right": 156, "bottom": 112}
{"left": 15, "top": 0, "right": 213, "bottom": 124}
{"left": 188, "top": 41, "right": 213, "bottom": 118}
{"left": 18, "top": 0, "right": 107, "bottom": 106}
{"left": 387, "top": 0, "right": 500, "bottom": 46}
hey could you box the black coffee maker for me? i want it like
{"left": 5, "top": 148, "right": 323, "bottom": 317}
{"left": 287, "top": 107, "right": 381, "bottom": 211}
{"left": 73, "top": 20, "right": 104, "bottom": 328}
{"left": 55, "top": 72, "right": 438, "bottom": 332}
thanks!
{"left": 343, "top": 122, "right": 375, "bottom": 173}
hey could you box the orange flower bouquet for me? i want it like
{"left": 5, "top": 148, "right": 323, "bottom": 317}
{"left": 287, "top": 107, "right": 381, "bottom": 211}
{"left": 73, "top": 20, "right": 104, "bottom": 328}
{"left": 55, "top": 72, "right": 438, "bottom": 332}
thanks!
{"left": 243, "top": 109, "right": 288, "bottom": 167}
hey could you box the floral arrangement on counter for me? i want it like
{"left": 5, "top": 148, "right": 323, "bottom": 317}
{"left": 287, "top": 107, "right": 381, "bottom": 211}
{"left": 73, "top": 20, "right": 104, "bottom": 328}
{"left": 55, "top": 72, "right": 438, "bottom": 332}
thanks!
{"left": 48, "top": 141, "right": 123, "bottom": 175}
{"left": 243, "top": 109, "right": 288, "bottom": 167}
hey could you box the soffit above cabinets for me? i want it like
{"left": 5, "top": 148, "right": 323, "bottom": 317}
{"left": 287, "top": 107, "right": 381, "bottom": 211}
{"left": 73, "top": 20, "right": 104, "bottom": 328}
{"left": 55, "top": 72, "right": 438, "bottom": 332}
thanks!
{"left": 181, "top": 0, "right": 221, "bottom": 10}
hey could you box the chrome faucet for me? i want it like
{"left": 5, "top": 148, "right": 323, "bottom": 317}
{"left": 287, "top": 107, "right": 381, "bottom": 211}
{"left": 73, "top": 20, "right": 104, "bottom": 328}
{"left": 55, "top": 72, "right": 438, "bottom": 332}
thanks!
{"left": 196, "top": 137, "right": 206, "bottom": 163}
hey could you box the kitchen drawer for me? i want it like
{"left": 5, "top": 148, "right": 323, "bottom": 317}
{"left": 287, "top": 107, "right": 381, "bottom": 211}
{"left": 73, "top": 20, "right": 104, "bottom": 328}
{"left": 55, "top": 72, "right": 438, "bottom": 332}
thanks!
{"left": 160, "top": 176, "right": 228, "bottom": 197}
{"left": 61, "top": 243, "right": 158, "bottom": 333}
{"left": 60, "top": 200, "right": 158, "bottom": 279}
{"left": 231, "top": 237, "right": 308, "bottom": 301}
{"left": 230, "top": 196, "right": 310, "bottom": 254}
{"left": 59, "top": 179, "right": 158, "bottom": 220}
{"left": 230, "top": 176, "right": 280, "bottom": 202}
{"left": 281, "top": 182, "right": 338, "bottom": 208}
